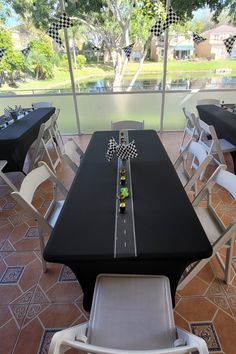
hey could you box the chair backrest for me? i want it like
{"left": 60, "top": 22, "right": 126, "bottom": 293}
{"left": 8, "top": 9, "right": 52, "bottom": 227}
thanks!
{"left": 174, "top": 140, "right": 213, "bottom": 194}
{"left": 28, "top": 117, "right": 61, "bottom": 173}
{"left": 50, "top": 109, "right": 64, "bottom": 154}
{"left": 111, "top": 120, "right": 144, "bottom": 131}
{"left": 62, "top": 138, "right": 84, "bottom": 172}
{"left": 32, "top": 102, "right": 53, "bottom": 109}
{"left": 198, "top": 119, "right": 225, "bottom": 164}
{"left": 197, "top": 99, "right": 220, "bottom": 105}
{"left": 49, "top": 274, "right": 209, "bottom": 354}
{"left": 179, "top": 108, "right": 201, "bottom": 153}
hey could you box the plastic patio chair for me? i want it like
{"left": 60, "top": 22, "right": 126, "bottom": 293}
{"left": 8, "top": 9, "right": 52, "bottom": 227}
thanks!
{"left": 178, "top": 164, "right": 236, "bottom": 289}
{"left": 111, "top": 120, "right": 144, "bottom": 130}
{"left": 11, "top": 161, "right": 68, "bottom": 272}
{"left": 49, "top": 274, "right": 208, "bottom": 354}
{"left": 174, "top": 140, "right": 213, "bottom": 196}
{"left": 179, "top": 108, "right": 201, "bottom": 153}
{"left": 61, "top": 138, "right": 84, "bottom": 173}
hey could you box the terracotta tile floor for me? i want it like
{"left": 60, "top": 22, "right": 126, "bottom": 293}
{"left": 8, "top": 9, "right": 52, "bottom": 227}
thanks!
{"left": 0, "top": 132, "right": 236, "bottom": 354}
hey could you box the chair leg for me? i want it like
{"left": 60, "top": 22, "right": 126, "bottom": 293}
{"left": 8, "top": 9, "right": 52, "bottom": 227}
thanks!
{"left": 225, "top": 238, "right": 234, "bottom": 284}
{"left": 38, "top": 226, "right": 47, "bottom": 273}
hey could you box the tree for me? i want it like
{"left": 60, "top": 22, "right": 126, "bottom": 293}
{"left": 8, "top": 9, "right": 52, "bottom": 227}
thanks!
{"left": 27, "top": 38, "right": 59, "bottom": 79}
{"left": 0, "top": 28, "right": 25, "bottom": 86}
{"left": 5, "top": 0, "right": 236, "bottom": 90}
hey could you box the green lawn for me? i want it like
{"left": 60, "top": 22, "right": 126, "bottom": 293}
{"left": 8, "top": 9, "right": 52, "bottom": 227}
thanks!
{"left": 0, "top": 59, "right": 236, "bottom": 92}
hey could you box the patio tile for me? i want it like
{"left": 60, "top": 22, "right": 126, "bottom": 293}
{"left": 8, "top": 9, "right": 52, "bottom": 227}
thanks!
{"left": 175, "top": 297, "right": 217, "bottom": 322}
{"left": 0, "top": 318, "right": 20, "bottom": 354}
{"left": 178, "top": 275, "right": 209, "bottom": 297}
{"left": 214, "top": 309, "right": 236, "bottom": 354}
{"left": 191, "top": 322, "right": 221, "bottom": 352}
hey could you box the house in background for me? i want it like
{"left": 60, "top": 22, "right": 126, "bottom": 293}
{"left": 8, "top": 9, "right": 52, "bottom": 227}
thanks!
{"left": 150, "top": 32, "right": 194, "bottom": 61}
{"left": 195, "top": 24, "right": 236, "bottom": 59}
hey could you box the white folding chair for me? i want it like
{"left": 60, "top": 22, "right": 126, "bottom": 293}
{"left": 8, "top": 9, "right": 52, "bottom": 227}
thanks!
{"left": 50, "top": 109, "right": 64, "bottom": 154}
{"left": 61, "top": 138, "right": 84, "bottom": 173}
{"left": 197, "top": 99, "right": 220, "bottom": 106}
{"left": 49, "top": 274, "right": 209, "bottom": 354}
{"left": 11, "top": 161, "right": 68, "bottom": 272}
{"left": 32, "top": 102, "right": 53, "bottom": 109}
{"left": 174, "top": 140, "right": 213, "bottom": 196}
{"left": 0, "top": 160, "right": 17, "bottom": 191}
{"left": 178, "top": 165, "right": 236, "bottom": 289}
{"left": 28, "top": 117, "right": 61, "bottom": 173}
{"left": 197, "top": 119, "right": 236, "bottom": 166}
{"left": 111, "top": 120, "right": 144, "bottom": 130}
{"left": 179, "top": 108, "right": 201, "bottom": 153}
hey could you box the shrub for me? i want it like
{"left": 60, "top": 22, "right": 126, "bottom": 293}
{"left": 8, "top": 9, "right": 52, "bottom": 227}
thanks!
{"left": 76, "top": 55, "right": 86, "bottom": 68}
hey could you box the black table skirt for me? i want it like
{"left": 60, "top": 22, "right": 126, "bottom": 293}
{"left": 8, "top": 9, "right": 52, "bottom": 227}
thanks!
{"left": 0, "top": 107, "right": 55, "bottom": 172}
{"left": 44, "top": 130, "right": 212, "bottom": 311}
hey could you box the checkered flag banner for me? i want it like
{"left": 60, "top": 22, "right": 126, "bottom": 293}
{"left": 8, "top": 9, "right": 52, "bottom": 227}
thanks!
{"left": 150, "top": 18, "right": 163, "bottom": 37}
{"left": 92, "top": 45, "right": 100, "bottom": 51}
{"left": 117, "top": 140, "right": 138, "bottom": 160}
{"left": 193, "top": 33, "right": 206, "bottom": 45}
{"left": 21, "top": 45, "right": 31, "bottom": 57}
{"left": 106, "top": 137, "right": 118, "bottom": 162}
{"left": 0, "top": 48, "right": 5, "bottom": 60}
{"left": 163, "top": 7, "right": 180, "bottom": 31}
{"left": 223, "top": 35, "right": 236, "bottom": 54}
{"left": 47, "top": 28, "right": 64, "bottom": 47}
{"left": 51, "top": 12, "right": 73, "bottom": 30}
{"left": 123, "top": 43, "right": 135, "bottom": 59}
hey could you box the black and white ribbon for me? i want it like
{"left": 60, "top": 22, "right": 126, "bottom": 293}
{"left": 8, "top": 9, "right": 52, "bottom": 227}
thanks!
{"left": 123, "top": 43, "right": 135, "bottom": 59}
{"left": 92, "top": 45, "right": 100, "bottom": 51}
{"left": 163, "top": 7, "right": 180, "bottom": 30}
{"left": 47, "top": 28, "right": 64, "bottom": 47}
{"left": 223, "top": 35, "right": 236, "bottom": 54}
{"left": 193, "top": 33, "right": 206, "bottom": 45}
{"left": 0, "top": 48, "right": 5, "bottom": 60}
{"left": 150, "top": 18, "right": 163, "bottom": 37}
{"left": 47, "top": 12, "right": 73, "bottom": 48}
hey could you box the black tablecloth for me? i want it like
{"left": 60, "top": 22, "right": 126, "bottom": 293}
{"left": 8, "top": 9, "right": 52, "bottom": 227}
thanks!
{"left": 0, "top": 107, "right": 55, "bottom": 172}
{"left": 197, "top": 105, "right": 236, "bottom": 146}
{"left": 44, "top": 130, "right": 212, "bottom": 310}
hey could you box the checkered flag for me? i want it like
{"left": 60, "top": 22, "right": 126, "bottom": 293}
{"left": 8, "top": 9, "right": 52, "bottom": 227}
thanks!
{"left": 123, "top": 43, "right": 134, "bottom": 59}
{"left": 106, "top": 137, "right": 118, "bottom": 162}
{"left": 47, "top": 28, "right": 64, "bottom": 47}
{"left": 150, "top": 19, "right": 163, "bottom": 37}
{"left": 21, "top": 45, "right": 31, "bottom": 57}
{"left": 117, "top": 140, "right": 138, "bottom": 160}
{"left": 53, "top": 12, "right": 73, "bottom": 29}
{"left": 92, "top": 45, "right": 100, "bottom": 51}
{"left": 193, "top": 33, "right": 206, "bottom": 45}
{"left": 223, "top": 35, "right": 236, "bottom": 54}
{"left": 163, "top": 7, "right": 180, "bottom": 31}
{"left": 0, "top": 48, "right": 5, "bottom": 60}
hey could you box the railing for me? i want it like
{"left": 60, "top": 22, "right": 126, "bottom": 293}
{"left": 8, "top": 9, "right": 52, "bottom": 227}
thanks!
{"left": 0, "top": 88, "right": 235, "bottom": 134}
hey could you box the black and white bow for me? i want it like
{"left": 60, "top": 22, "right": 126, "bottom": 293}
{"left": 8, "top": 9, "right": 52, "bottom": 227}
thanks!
{"left": 123, "top": 43, "right": 135, "bottom": 59}
{"left": 150, "top": 18, "right": 163, "bottom": 37}
{"left": 223, "top": 35, "right": 236, "bottom": 54}
{"left": 0, "top": 48, "right": 5, "bottom": 60}
{"left": 163, "top": 7, "right": 180, "bottom": 31}
{"left": 106, "top": 138, "right": 138, "bottom": 162}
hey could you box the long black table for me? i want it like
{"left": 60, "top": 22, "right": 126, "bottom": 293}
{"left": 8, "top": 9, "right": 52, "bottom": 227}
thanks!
{"left": 0, "top": 107, "right": 55, "bottom": 172}
{"left": 44, "top": 130, "right": 212, "bottom": 311}
{"left": 197, "top": 104, "right": 236, "bottom": 171}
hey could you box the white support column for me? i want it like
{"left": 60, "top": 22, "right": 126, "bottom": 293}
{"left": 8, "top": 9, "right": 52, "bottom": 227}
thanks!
{"left": 60, "top": 0, "right": 81, "bottom": 134}
{"left": 159, "top": 0, "right": 171, "bottom": 134}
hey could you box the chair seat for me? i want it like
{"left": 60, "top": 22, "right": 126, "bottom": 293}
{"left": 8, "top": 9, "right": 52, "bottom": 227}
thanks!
{"left": 194, "top": 207, "right": 223, "bottom": 244}
{"left": 48, "top": 200, "right": 64, "bottom": 228}
{"left": 88, "top": 275, "right": 176, "bottom": 350}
